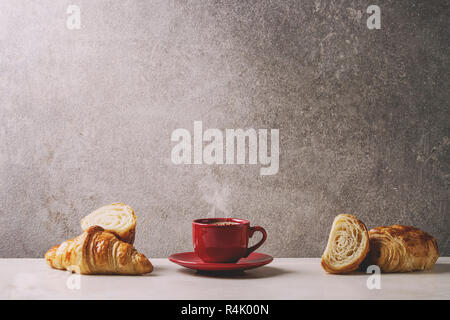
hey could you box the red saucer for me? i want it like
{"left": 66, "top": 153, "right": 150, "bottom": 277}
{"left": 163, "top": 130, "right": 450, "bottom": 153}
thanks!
{"left": 168, "top": 252, "right": 273, "bottom": 272}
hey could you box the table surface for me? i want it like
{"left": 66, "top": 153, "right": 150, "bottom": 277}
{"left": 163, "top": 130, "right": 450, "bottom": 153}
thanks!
{"left": 1, "top": 257, "right": 449, "bottom": 300}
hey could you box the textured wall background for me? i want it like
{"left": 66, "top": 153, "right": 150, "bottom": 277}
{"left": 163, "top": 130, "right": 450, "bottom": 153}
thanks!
{"left": 1, "top": 0, "right": 449, "bottom": 258}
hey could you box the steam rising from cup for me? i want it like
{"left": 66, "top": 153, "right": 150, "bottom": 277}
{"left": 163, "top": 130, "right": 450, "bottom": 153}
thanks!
{"left": 198, "top": 176, "right": 232, "bottom": 218}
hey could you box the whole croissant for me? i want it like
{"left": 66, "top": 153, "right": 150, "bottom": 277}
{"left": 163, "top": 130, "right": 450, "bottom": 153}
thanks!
{"left": 45, "top": 226, "right": 153, "bottom": 275}
{"left": 362, "top": 225, "right": 439, "bottom": 272}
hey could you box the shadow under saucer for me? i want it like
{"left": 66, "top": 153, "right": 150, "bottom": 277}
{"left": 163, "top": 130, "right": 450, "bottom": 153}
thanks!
{"left": 177, "top": 266, "right": 292, "bottom": 279}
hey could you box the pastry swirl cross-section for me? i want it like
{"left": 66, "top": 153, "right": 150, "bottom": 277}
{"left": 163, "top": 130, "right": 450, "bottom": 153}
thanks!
{"left": 321, "top": 214, "right": 370, "bottom": 274}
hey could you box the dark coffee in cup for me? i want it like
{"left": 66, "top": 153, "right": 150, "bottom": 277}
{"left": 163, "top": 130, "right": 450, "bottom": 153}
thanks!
{"left": 208, "top": 221, "right": 240, "bottom": 226}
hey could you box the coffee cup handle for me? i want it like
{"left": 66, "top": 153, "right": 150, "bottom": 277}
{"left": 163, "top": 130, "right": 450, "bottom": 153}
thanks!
{"left": 244, "top": 226, "right": 267, "bottom": 258}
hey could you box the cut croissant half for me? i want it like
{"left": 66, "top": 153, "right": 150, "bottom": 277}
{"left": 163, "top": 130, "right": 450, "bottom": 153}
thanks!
{"left": 321, "top": 214, "right": 369, "bottom": 274}
{"left": 45, "top": 226, "right": 153, "bottom": 275}
{"left": 81, "top": 203, "right": 136, "bottom": 244}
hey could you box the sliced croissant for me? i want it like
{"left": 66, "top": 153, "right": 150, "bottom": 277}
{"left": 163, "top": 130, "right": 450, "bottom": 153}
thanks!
{"left": 81, "top": 203, "right": 136, "bottom": 244}
{"left": 321, "top": 214, "right": 369, "bottom": 274}
{"left": 362, "top": 225, "right": 439, "bottom": 272}
{"left": 45, "top": 226, "right": 153, "bottom": 275}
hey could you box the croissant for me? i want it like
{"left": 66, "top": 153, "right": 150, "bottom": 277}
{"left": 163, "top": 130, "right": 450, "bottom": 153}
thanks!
{"left": 362, "top": 225, "right": 439, "bottom": 272}
{"left": 45, "top": 226, "right": 153, "bottom": 275}
{"left": 321, "top": 214, "right": 370, "bottom": 274}
{"left": 81, "top": 203, "right": 136, "bottom": 244}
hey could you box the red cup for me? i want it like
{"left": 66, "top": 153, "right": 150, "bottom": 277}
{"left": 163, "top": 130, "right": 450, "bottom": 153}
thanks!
{"left": 192, "top": 218, "right": 267, "bottom": 263}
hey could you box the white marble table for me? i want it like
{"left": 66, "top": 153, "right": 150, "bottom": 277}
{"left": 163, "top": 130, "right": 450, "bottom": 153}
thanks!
{"left": 1, "top": 258, "right": 449, "bottom": 300}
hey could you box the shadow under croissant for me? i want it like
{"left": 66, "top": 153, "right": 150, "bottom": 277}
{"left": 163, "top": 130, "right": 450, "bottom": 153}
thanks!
{"left": 66, "top": 272, "right": 156, "bottom": 277}
{"left": 63, "top": 266, "right": 158, "bottom": 277}
{"left": 413, "top": 263, "right": 450, "bottom": 275}
{"left": 349, "top": 263, "right": 450, "bottom": 275}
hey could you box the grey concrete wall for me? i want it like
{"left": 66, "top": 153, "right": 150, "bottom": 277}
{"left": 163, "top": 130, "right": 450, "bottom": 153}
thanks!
{"left": 1, "top": 0, "right": 449, "bottom": 258}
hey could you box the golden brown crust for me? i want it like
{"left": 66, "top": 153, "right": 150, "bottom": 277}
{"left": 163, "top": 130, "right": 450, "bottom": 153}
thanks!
{"left": 44, "top": 245, "right": 59, "bottom": 269}
{"left": 119, "top": 227, "right": 135, "bottom": 245}
{"left": 103, "top": 228, "right": 135, "bottom": 246}
{"left": 362, "top": 225, "right": 439, "bottom": 272}
{"left": 321, "top": 214, "right": 370, "bottom": 274}
{"left": 45, "top": 226, "right": 152, "bottom": 275}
